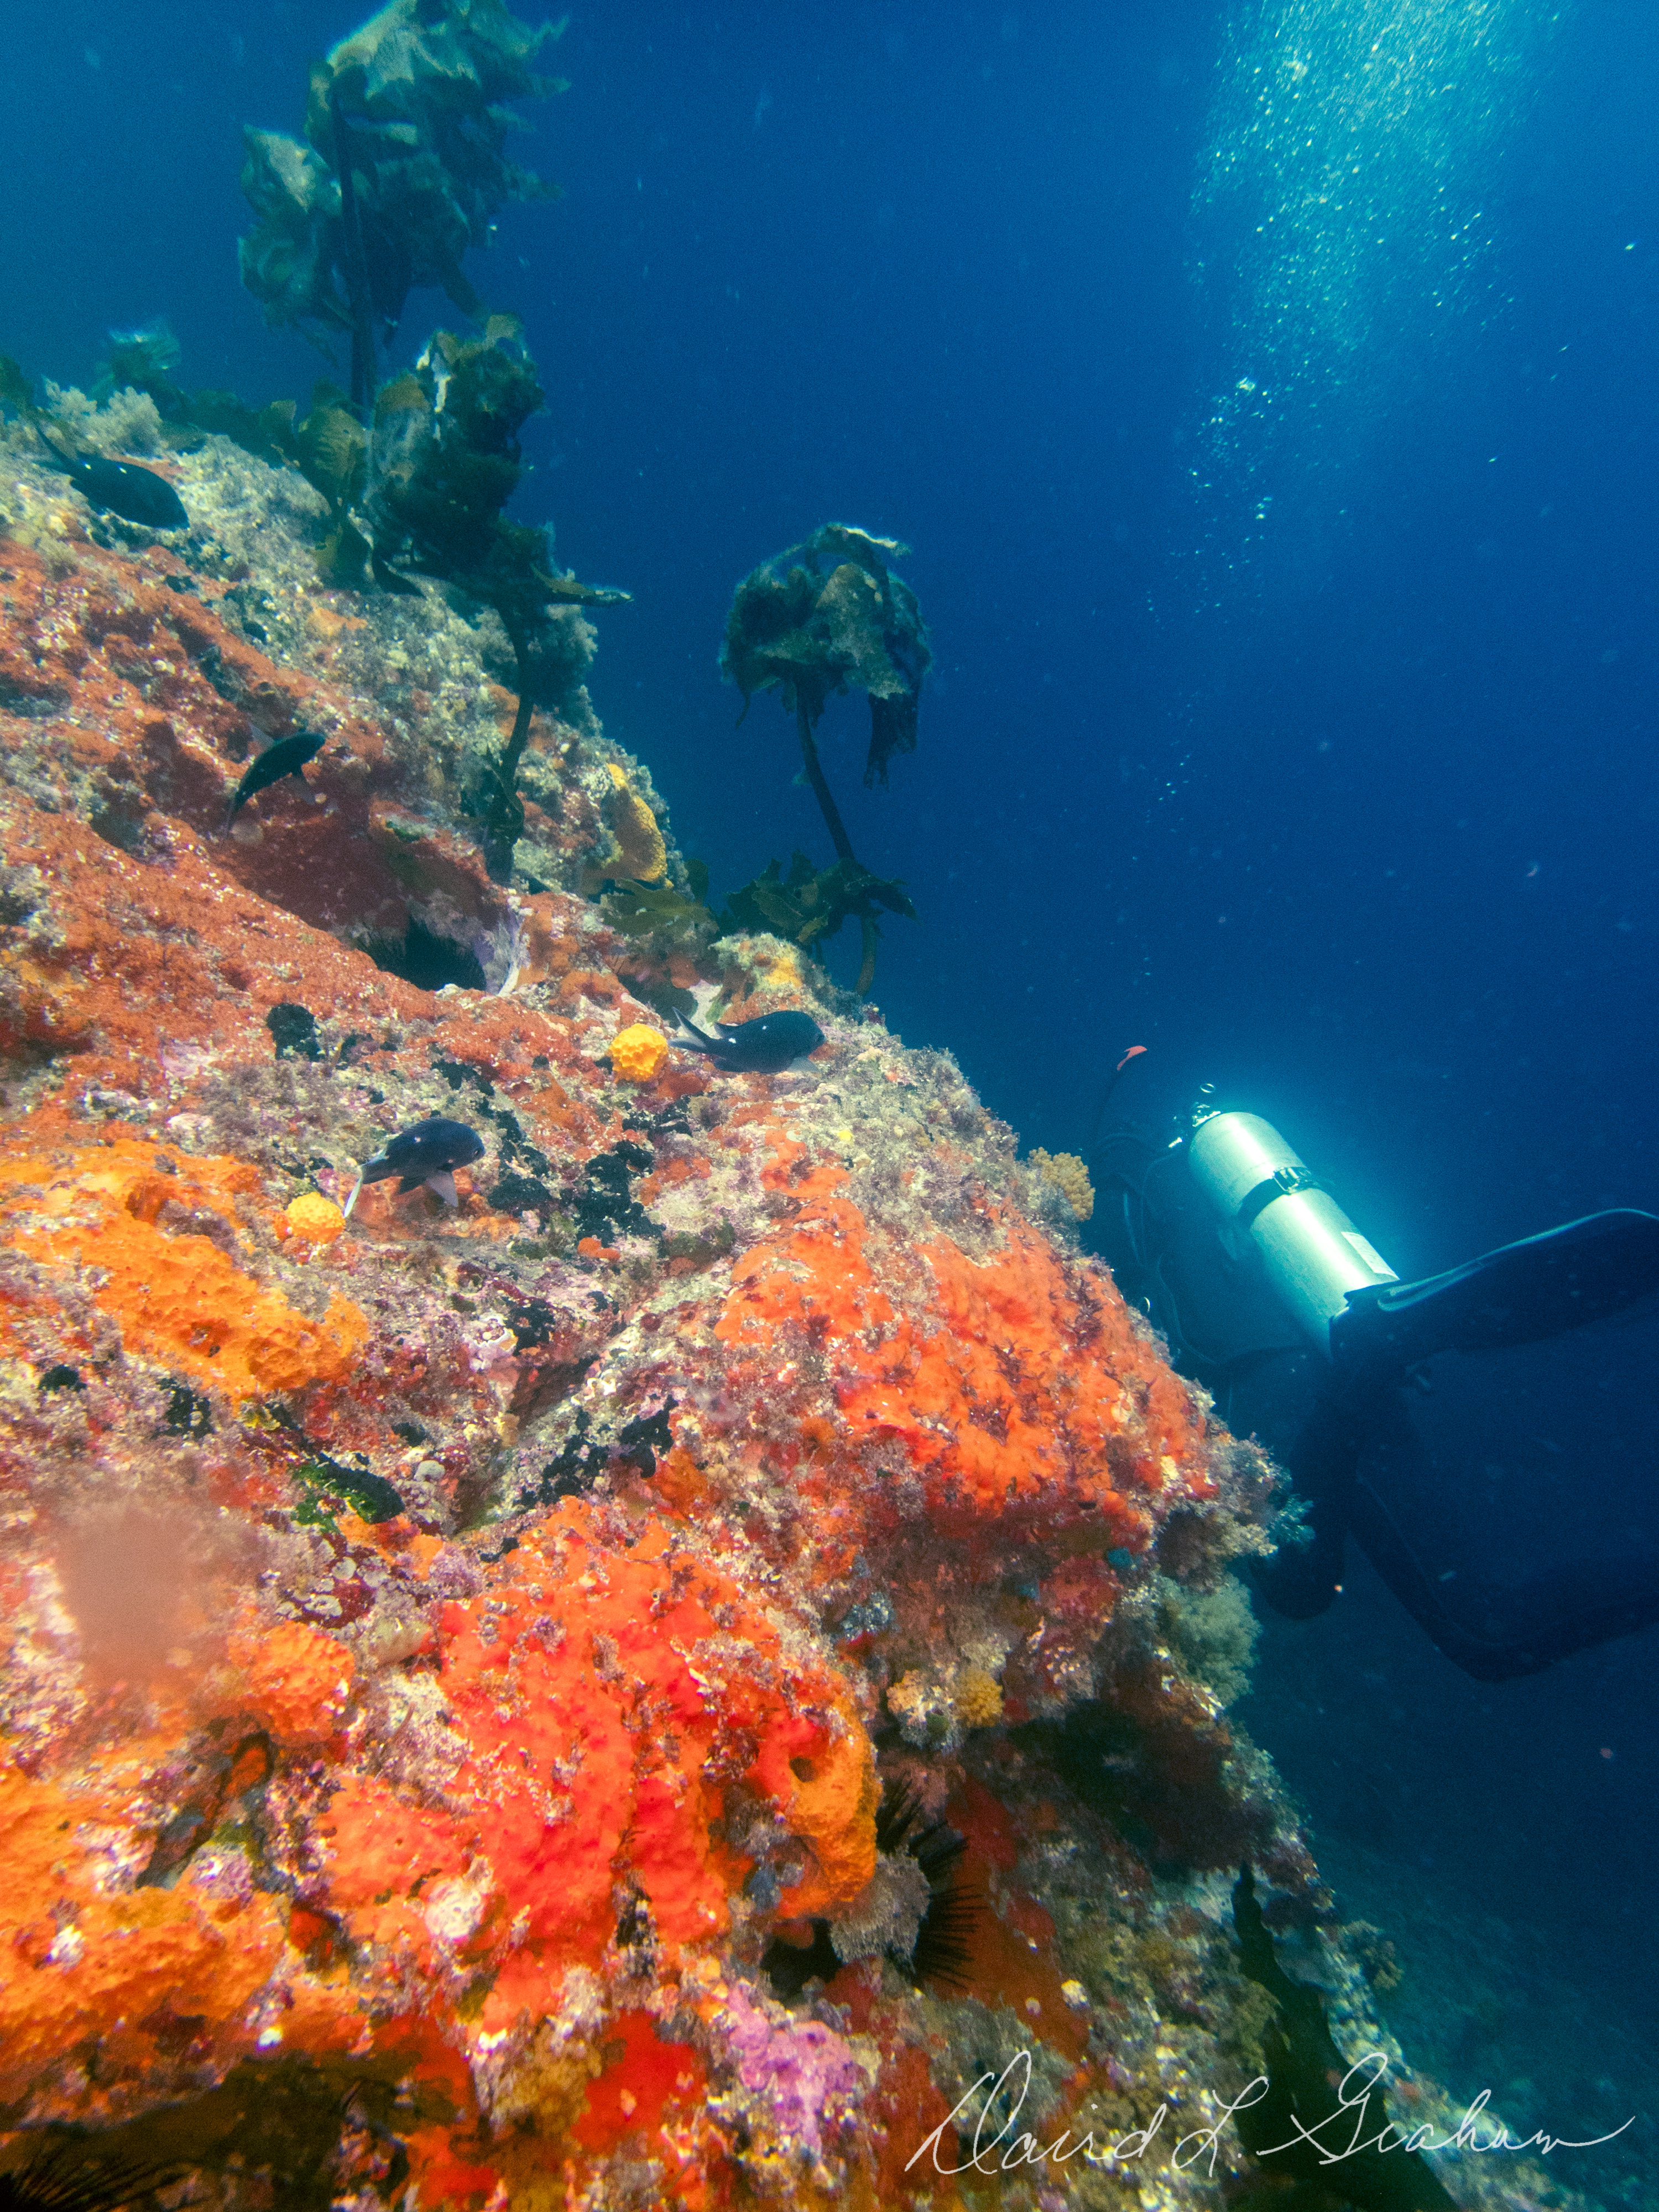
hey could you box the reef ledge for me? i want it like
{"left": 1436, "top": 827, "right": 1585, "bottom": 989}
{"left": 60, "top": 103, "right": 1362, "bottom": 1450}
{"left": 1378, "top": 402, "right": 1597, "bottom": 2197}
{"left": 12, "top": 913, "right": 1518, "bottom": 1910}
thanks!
{"left": 0, "top": 420, "right": 1532, "bottom": 2212}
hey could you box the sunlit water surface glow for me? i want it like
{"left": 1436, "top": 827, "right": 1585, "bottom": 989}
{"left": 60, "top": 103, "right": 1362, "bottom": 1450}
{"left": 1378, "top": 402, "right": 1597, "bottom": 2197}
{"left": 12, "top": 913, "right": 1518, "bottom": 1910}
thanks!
{"left": 1191, "top": 0, "right": 1571, "bottom": 599}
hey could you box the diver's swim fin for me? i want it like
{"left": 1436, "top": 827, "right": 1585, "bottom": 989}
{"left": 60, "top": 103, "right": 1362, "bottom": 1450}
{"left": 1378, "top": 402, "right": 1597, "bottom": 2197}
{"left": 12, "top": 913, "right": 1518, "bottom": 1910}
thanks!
{"left": 1332, "top": 1208, "right": 1659, "bottom": 1378}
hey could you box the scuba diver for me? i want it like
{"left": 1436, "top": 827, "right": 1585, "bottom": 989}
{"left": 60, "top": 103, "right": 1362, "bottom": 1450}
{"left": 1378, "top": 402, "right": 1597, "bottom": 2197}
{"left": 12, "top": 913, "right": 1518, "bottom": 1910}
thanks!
{"left": 1085, "top": 1053, "right": 1659, "bottom": 1681}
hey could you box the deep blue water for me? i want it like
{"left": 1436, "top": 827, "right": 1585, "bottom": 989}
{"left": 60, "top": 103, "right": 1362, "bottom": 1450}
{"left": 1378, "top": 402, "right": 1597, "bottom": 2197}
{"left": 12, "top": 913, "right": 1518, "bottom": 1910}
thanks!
{"left": 5, "top": 0, "right": 1656, "bottom": 2183}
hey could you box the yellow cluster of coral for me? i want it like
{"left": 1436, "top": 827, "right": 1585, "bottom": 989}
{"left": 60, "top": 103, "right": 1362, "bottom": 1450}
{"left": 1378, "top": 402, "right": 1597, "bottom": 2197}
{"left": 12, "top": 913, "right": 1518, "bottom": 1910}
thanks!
{"left": 1029, "top": 1144, "right": 1096, "bottom": 1220}
{"left": 602, "top": 760, "right": 667, "bottom": 883}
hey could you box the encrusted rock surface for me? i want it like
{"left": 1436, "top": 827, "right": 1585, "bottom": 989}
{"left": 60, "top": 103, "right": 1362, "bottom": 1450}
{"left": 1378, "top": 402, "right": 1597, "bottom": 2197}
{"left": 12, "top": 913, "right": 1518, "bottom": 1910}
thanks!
{"left": 0, "top": 426, "right": 1564, "bottom": 2209}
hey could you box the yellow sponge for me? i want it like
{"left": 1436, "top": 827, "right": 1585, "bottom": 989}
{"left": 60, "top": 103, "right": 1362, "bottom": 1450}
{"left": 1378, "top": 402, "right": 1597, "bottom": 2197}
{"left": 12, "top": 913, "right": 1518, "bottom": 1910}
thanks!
{"left": 609, "top": 1024, "right": 670, "bottom": 1082}
{"left": 285, "top": 1191, "right": 346, "bottom": 1244}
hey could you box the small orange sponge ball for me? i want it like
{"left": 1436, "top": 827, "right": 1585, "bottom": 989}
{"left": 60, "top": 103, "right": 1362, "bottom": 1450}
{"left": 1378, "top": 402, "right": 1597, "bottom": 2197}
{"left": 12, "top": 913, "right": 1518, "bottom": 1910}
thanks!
{"left": 228, "top": 1621, "right": 354, "bottom": 1743}
{"left": 609, "top": 1023, "right": 670, "bottom": 1082}
{"left": 284, "top": 1191, "right": 346, "bottom": 1243}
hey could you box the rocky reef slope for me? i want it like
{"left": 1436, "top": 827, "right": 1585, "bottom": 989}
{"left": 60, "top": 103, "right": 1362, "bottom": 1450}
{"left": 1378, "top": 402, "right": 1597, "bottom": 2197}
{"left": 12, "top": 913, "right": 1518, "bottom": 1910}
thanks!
{"left": 0, "top": 418, "right": 1546, "bottom": 2211}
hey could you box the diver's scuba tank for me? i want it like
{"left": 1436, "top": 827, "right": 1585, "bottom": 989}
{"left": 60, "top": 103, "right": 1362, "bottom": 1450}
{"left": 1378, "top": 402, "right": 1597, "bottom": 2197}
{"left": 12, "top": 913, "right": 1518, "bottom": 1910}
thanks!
{"left": 1159, "top": 1104, "right": 1397, "bottom": 1624}
{"left": 1162, "top": 1087, "right": 1659, "bottom": 1659}
{"left": 1183, "top": 1103, "right": 1659, "bottom": 1379}
{"left": 1185, "top": 1110, "right": 1397, "bottom": 1360}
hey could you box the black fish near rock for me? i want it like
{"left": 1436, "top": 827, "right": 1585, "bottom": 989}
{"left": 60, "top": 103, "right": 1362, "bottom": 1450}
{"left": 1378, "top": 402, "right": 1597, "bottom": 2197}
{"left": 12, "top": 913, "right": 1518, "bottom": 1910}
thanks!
{"left": 342, "top": 1118, "right": 486, "bottom": 1220}
{"left": 224, "top": 731, "right": 327, "bottom": 828}
{"left": 678, "top": 1010, "right": 825, "bottom": 1073}
{"left": 35, "top": 428, "right": 189, "bottom": 529}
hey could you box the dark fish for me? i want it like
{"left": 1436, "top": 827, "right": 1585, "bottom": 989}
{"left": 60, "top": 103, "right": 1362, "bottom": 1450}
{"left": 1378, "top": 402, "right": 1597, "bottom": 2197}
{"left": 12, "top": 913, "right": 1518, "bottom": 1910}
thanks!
{"left": 342, "top": 1117, "right": 486, "bottom": 1219}
{"left": 678, "top": 1009, "right": 826, "bottom": 1073}
{"left": 224, "top": 731, "right": 327, "bottom": 828}
{"left": 35, "top": 428, "right": 189, "bottom": 529}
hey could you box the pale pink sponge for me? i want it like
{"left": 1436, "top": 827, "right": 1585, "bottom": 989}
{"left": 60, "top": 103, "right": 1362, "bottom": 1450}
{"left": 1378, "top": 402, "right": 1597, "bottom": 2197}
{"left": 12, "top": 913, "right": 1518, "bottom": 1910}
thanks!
{"left": 721, "top": 1982, "right": 869, "bottom": 2159}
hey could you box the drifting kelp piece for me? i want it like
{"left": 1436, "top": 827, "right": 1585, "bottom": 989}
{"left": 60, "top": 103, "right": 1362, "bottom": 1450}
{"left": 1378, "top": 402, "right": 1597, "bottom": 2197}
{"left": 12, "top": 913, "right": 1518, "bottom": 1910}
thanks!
{"left": 238, "top": 0, "right": 565, "bottom": 403}
{"left": 238, "top": 129, "right": 349, "bottom": 343}
{"left": 1232, "top": 1866, "right": 1460, "bottom": 2211}
{"left": 176, "top": 385, "right": 305, "bottom": 467}
{"left": 719, "top": 522, "right": 932, "bottom": 784}
{"left": 600, "top": 879, "right": 716, "bottom": 944}
{"left": 290, "top": 381, "right": 368, "bottom": 498}
{"left": 719, "top": 525, "right": 928, "bottom": 993}
{"left": 276, "top": 380, "right": 373, "bottom": 583}
{"left": 370, "top": 330, "right": 538, "bottom": 575}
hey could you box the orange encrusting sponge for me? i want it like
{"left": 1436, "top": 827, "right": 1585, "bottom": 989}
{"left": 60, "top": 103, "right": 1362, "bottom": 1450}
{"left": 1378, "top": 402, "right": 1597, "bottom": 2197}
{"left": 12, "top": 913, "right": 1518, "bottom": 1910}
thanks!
{"left": 0, "top": 1131, "right": 369, "bottom": 1400}
{"left": 305, "top": 1499, "right": 875, "bottom": 2039}
{"left": 0, "top": 1760, "right": 288, "bottom": 2109}
{"left": 226, "top": 1620, "right": 357, "bottom": 1744}
{"left": 714, "top": 1141, "right": 1209, "bottom": 1562}
{"left": 841, "top": 1217, "right": 1181, "bottom": 1524}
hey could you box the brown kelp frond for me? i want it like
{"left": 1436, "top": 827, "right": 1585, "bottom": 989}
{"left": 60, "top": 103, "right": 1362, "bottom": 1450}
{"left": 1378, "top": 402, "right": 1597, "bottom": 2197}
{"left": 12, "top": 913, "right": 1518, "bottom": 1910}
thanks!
{"left": 239, "top": 0, "right": 566, "bottom": 404}
{"left": 363, "top": 320, "right": 628, "bottom": 877}
{"left": 719, "top": 523, "right": 931, "bottom": 784}
{"left": 720, "top": 852, "right": 914, "bottom": 961}
{"left": 718, "top": 527, "right": 928, "bottom": 994}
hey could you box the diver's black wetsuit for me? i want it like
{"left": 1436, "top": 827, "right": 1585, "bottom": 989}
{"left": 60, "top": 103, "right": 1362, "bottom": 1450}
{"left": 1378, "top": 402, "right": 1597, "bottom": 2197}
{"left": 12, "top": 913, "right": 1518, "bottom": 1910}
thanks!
{"left": 1086, "top": 1087, "right": 1659, "bottom": 1682}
